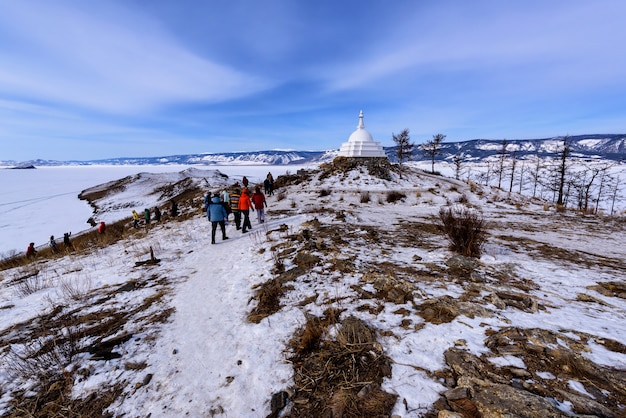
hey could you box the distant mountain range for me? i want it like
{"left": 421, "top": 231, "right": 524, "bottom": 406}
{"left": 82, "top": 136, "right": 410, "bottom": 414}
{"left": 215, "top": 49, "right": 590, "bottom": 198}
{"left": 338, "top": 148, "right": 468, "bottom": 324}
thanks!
{"left": 2, "top": 134, "right": 625, "bottom": 167}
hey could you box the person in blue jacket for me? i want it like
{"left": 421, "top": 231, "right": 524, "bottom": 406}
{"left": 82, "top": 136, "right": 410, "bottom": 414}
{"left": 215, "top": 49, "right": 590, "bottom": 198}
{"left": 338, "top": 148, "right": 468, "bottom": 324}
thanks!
{"left": 208, "top": 193, "right": 229, "bottom": 244}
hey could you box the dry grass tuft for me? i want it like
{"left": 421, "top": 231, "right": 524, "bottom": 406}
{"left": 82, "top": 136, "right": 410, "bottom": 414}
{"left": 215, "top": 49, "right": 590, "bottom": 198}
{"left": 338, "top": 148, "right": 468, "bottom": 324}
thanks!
{"left": 386, "top": 190, "right": 406, "bottom": 203}
{"left": 439, "top": 206, "right": 486, "bottom": 258}
{"left": 248, "top": 278, "right": 284, "bottom": 324}
{"left": 286, "top": 315, "right": 396, "bottom": 417}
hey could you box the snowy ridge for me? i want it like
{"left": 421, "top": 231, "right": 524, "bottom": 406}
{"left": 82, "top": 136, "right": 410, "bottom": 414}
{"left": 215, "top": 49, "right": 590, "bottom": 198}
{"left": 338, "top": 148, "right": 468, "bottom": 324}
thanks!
{"left": 1, "top": 135, "right": 624, "bottom": 167}
{"left": 78, "top": 168, "right": 232, "bottom": 224}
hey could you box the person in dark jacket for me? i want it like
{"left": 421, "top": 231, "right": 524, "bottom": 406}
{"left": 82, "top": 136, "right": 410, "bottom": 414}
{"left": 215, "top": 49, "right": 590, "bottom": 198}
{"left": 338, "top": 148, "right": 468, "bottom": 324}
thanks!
{"left": 171, "top": 200, "right": 178, "bottom": 217}
{"left": 154, "top": 207, "right": 161, "bottom": 222}
{"left": 63, "top": 232, "right": 73, "bottom": 250}
{"left": 230, "top": 189, "right": 242, "bottom": 230}
{"left": 238, "top": 188, "right": 253, "bottom": 233}
{"left": 144, "top": 208, "right": 151, "bottom": 224}
{"left": 208, "top": 194, "right": 229, "bottom": 244}
{"left": 266, "top": 172, "right": 274, "bottom": 196}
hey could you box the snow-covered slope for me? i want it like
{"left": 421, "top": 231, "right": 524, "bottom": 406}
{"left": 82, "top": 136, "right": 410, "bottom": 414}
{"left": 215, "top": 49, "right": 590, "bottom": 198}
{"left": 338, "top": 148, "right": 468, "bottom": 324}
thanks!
{"left": 1, "top": 163, "right": 625, "bottom": 417}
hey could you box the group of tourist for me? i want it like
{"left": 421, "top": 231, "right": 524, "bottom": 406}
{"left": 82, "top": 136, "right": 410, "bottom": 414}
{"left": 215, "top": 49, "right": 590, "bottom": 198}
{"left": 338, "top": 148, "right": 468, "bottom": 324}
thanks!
{"left": 205, "top": 173, "right": 272, "bottom": 244}
{"left": 25, "top": 173, "right": 274, "bottom": 257}
{"left": 131, "top": 201, "right": 177, "bottom": 228}
{"left": 26, "top": 231, "right": 73, "bottom": 258}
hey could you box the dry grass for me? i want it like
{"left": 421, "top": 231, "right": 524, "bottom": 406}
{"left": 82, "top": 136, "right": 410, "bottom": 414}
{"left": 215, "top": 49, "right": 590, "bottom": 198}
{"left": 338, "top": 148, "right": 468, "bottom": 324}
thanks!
{"left": 386, "top": 190, "right": 406, "bottom": 203}
{"left": 439, "top": 206, "right": 486, "bottom": 258}
{"left": 286, "top": 315, "right": 396, "bottom": 418}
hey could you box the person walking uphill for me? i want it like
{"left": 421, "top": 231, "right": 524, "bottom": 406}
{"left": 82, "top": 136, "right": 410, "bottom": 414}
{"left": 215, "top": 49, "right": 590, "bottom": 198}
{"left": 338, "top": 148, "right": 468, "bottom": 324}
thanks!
{"left": 132, "top": 210, "right": 140, "bottom": 228}
{"left": 238, "top": 188, "right": 253, "bottom": 233}
{"left": 230, "top": 188, "right": 242, "bottom": 230}
{"left": 252, "top": 186, "right": 267, "bottom": 223}
{"left": 26, "top": 242, "right": 36, "bottom": 258}
{"left": 208, "top": 193, "right": 229, "bottom": 244}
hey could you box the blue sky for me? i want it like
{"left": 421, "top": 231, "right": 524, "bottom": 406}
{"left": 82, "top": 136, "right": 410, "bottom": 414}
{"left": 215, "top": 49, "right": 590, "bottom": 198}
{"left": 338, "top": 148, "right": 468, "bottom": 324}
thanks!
{"left": 1, "top": 0, "right": 626, "bottom": 161}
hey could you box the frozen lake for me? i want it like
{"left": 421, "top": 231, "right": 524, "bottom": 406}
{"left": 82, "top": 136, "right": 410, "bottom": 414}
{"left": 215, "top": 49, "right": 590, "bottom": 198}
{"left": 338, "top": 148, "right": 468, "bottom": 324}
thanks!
{"left": 0, "top": 164, "right": 310, "bottom": 256}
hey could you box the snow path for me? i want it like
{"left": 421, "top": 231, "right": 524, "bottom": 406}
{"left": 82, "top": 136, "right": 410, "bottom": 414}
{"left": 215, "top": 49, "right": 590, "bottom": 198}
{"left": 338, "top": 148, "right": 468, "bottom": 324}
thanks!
{"left": 122, "top": 216, "right": 306, "bottom": 417}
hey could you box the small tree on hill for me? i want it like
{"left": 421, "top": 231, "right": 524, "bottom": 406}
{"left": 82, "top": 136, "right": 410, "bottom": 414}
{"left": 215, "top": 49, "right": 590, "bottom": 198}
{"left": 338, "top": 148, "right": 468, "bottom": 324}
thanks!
{"left": 421, "top": 133, "right": 446, "bottom": 174}
{"left": 556, "top": 135, "right": 571, "bottom": 206}
{"left": 496, "top": 139, "right": 508, "bottom": 189}
{"left": 392, "top": 129, "right": 414, "bottom": 178}
{"left": 453, "top": 154, "right": 463, "bottom": 180}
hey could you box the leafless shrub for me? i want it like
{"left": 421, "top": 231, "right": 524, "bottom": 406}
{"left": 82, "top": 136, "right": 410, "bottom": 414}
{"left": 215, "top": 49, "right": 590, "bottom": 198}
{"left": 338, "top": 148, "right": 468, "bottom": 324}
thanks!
{"left": 386, "top": 191, "right": 406, "bottom": 203}
{"left": 14, "top": 271, "right": 48, "bottom": 297}
{"left": 58, "top": 274, "right": 93, "bottom": 301}
{"left": 439, "top": 206, "right": 486, "bottom": 258}
{"left": 360, "top": 191, "right": 370, "bottom": 203}
{"left": 250, "top": 226, "right": 269, "bottom": 246}
{"left": 457, "top": 194, "right": 469, "bottom": 204}
{"left": 6, "top": 324, "right": 82, "bottom": 383}
{"left": 276, "top": 190, "right": 287, "bottom": 201}
{"left": 290, "top": 199, "right": 296, "bottom": 208}
{"left": 319, "top": 188, "right": 331, "bottom": 197}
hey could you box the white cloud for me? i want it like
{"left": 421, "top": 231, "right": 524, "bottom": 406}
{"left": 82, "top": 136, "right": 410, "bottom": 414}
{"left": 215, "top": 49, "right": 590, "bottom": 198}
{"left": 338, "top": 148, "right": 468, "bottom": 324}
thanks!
{"left": 0, "top": 1, "right": 271, "bottom": 113}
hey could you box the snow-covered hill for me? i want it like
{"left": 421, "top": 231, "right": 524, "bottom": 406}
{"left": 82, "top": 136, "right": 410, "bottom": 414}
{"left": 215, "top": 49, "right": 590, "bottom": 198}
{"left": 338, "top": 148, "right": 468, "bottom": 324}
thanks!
{"left": 1, "top": 134, "right": 624, "bottom": 168}
{"left": 1, "top": 161, "right": 625, "bottom": 417}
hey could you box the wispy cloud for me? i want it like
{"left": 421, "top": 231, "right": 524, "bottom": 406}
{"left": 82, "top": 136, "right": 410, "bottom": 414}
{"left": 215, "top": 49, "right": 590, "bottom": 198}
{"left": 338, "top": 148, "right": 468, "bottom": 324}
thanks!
{"left": 1, "top": 0, "right": 625, "bottom": 160}
{"left": 0, "top": 1, "right": 270, "bottom": 114}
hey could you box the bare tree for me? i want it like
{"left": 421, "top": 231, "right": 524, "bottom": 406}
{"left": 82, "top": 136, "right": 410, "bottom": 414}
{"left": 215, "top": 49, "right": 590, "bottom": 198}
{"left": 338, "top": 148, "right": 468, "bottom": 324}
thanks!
{"left": 608, "top": 174, "right": 623, "bottom": 216}
{"left": 496, "top": 139, "right": 508, "bottom": 189}
{"left": 453, "top": 153, "right": 463, "bottom": 180}
{"left": 421, "top": 133, "right": 446, "bottom": 174}
{"left": 556, "top": 136, "right": 570, "bottom": 206}
{"left": 592, "top": 163, "right": 613, "bottom": 214}
{"left": 392, "top": 129, "right": 414, "bottom": 178}
{"left": 530, "top": 154, "right": 543, "bottom": 198}
{"left": 508, "top": 150, "right": 517, "bottom": 193}
{"left": 518, "top": 160, "right": 526, "bottom": 194}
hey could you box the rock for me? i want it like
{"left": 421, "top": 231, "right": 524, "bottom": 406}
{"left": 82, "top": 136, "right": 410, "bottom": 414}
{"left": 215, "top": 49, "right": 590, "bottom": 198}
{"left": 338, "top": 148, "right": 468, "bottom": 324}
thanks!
{"left": 270, "top": 391, "right": 289, "bottom": 414}
{"left": 438, "top": 411, "right": 464, "bottom": 418}
{"left": 357, "top": 382, "right": 378, "bottom": 398}
{"left": 443, "top": 386, "right": 470, "bottom": 401}
{"left": 555, "top": 388, "right": 617, "bottom": 418}
{"left": 445, "top": 255, "right": 479, "bottom": 275}
{"left": 473, "top": 383, "right": 565, "bottom": 417}
{"left": 509, "top": 368, "right": 531, "bottom": 378}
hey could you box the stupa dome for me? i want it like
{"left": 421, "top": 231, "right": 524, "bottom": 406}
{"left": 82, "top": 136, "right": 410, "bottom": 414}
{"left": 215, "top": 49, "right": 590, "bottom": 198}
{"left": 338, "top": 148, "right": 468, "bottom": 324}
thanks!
{"left": 338, "top": 110, "right": 386, "bottom": 158}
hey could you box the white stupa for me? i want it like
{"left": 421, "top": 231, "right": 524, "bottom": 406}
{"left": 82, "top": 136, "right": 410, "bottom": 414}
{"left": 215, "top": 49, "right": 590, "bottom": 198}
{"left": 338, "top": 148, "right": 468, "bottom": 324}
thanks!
{"left": 338, "top": 110, "right": 386, "bottom": 158}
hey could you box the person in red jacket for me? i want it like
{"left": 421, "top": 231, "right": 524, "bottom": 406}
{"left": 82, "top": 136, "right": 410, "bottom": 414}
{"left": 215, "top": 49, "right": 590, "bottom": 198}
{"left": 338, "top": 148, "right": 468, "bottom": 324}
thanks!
{"left": 98, "top": 221, "right": 106, "bottom": 234}
{"left": 238, "top": 188, "right": 253, "bottom": 233}
{"left": 251, "top": 186, "right": 267, "bottom": 223}
{"left": 26, "top": 242, "right": 36, "bottom": 258}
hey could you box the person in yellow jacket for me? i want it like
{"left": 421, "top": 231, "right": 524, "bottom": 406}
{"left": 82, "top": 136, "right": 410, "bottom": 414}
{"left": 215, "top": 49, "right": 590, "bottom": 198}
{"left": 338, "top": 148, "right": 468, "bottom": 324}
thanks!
{"left": 238, "top": 188, "right": 253, "bottom": 233}
{"left": 132, "top": 209, "right": 140, "bottom": 228}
